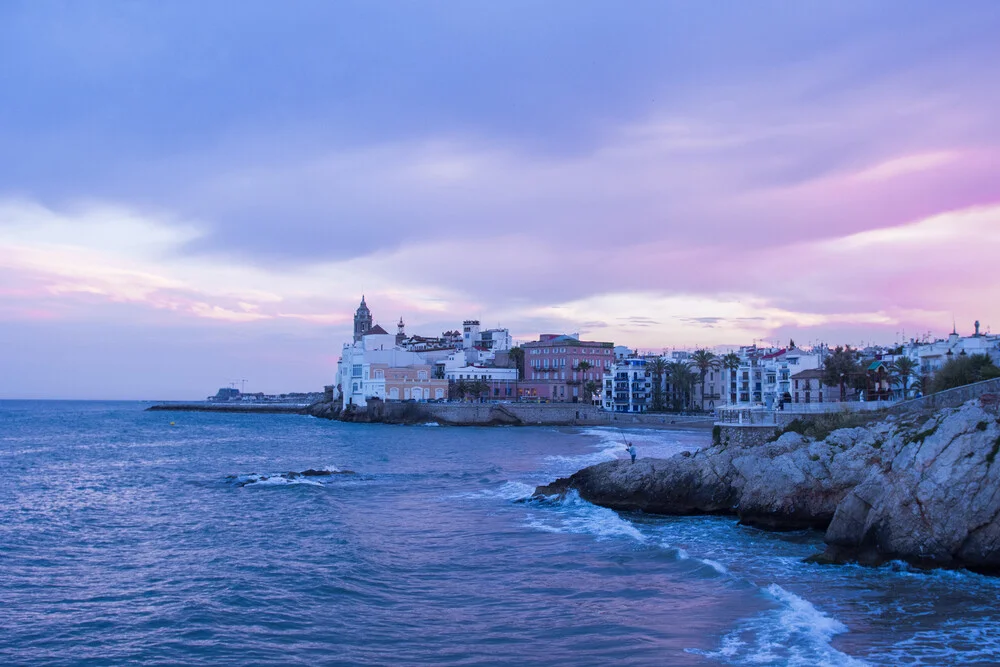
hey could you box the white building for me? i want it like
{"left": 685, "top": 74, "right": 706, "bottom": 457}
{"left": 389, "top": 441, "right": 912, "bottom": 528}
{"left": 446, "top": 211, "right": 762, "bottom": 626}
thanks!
{"left": 444, "top": 365, "right": 518, "bottom": 382}
{"left": 603, "top": 358, "right": 651, "bottom": 413}
{"left": 904, "top": 321, "right": 1000, "bottom": 376}
{"left": 336, "top": 299, "right": 446, "bottom": 408}
{"left": 728, "top": 346, "right": 822, "bottom": 408}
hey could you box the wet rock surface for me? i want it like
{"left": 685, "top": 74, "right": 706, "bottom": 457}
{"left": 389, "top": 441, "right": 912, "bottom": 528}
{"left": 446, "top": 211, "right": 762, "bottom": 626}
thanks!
{"left": 227, "top": 469, "right": 356, "bottom": 487}
{"left": 535, "top": 400, "right": 1000, "bottom": 572}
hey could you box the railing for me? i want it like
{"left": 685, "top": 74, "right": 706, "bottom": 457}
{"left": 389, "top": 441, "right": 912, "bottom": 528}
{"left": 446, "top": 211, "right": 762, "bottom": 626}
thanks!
{"left": 715, "top": 408, "right": 777, "bottom": 425}
{"left": 716, "top": 399, "right": 898, "bottom": 424}
{"left": 782, "top": 401, "right": 896, "bottom": 414}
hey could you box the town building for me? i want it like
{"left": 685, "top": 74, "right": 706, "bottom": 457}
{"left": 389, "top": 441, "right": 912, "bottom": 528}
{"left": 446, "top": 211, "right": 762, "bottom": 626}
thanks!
{"left": 521, "top": 334, "right": 614, "bottom": 402}
{"left": 903, "top": 321, "right": 1000, "bottom": 377}
{"left": 790, "top": 368, "right": 838, "bottom": 404}
{"left": 335, "top": 297, "right": 448, "bottom": 408}
{"left": 602, "top": 358, "right": 651, "bottom": 412}
{"left": 727, "top": 346, "right": 822, "bottom": 408}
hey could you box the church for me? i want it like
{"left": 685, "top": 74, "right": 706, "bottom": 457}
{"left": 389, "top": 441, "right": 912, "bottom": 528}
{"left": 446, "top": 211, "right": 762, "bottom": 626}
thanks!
{"left": 335, "top": 297, "right": 448, "bottom": 408}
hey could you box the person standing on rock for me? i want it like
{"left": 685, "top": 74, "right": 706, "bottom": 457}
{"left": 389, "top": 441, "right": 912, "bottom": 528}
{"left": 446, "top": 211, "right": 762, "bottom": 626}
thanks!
{"left": 625, "top": 442, "right": 637, "bottom": 464}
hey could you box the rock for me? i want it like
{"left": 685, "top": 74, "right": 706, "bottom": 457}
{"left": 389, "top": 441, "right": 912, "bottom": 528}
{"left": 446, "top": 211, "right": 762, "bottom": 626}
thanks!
{"left": 534, "top": 400, "right": 1000, "bottom": 573}
{"left": 233, "top": 469, "right": 356, "bottom": 486}
{"left": 819, "top": 402, "right": 1000, "bottom": 572}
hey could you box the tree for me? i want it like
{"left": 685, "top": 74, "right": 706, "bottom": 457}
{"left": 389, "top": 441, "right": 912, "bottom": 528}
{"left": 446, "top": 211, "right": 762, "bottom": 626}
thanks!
{"left": 890, "top": 356, "right": 919, "bottom": 399}
{"left": 584, "top": 380, "right": 601, "bottom": 405}
{"left": 722, "top": 352, "right": 741, "bottom": 371}
{"left": 452, "top": 379, "right": 468, "bottom": 402}
{"left": 666, "top": 360, "right": 696, "bottom": 411}
{"left": 931, "top": 354, "right": 1000, "bottom": 393}
{"left": 508, "top": 346, "right": 525, "bottom": 380}
{"left": 469, "top": 378, "right": 490, "bottom": 402}
{"left": 690, "top": 349, "right": 721, "bottom": 410}
{"left": 647, "top": 357, "right": 668, "bottom": 411}
{"left": 823, "top": 346, "right": 863, "bottom": 401}
{"left": 721, "top": 352, "right": 741, "bottom": 404}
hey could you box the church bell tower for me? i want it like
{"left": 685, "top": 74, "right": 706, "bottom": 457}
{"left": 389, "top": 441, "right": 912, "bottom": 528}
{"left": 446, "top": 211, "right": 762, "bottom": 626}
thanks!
{"left": 353, "top": 296, "right": 373, "bottom": 343}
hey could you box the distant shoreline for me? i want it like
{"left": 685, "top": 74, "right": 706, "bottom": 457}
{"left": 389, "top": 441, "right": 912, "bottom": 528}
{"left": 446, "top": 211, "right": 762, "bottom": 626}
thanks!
{"left": 145, "top": 400, "right": 715, "bottom": 430}
{"left": 146, "top": 403, "right": 310, "bottom": 414}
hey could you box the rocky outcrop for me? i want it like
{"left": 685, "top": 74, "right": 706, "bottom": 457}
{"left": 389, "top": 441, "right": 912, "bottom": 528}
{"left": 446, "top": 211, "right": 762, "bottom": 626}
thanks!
{"left": 819, "top": 402, "right": 1000, "bottom": 571}
{"left": 228, "top": 469, "right": 356, "bottom": 487}
{"left": 304, "top": 400, "right": 341, "bottom": 419}
{"left": 535, "top": 400, "right": 1000, "bottom": 572}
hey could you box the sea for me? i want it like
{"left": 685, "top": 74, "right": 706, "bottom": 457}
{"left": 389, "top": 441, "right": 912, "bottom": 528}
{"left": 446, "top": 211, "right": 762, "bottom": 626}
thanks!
{"left": 2, "top": 401, "right": 999, "bottom": 666}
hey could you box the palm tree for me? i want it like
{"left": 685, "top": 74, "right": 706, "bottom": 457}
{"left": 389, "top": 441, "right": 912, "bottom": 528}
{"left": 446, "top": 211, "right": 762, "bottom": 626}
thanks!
{"left": 453, "top": 379, "right": 468, "bottom": 402}
{"left": 721, "top": 352, "right": 740, "bottom": 403}
{"left": 690, "top": 349, "right": 721, "bottom": 411}
{"left": 583, "top": 380, "right": 601, "bottom": 405}
{"left": 890, "top": 356, "right": 919, "bottom": 399}
{"left": 508, "top": 346, "right": 525, "bottom": 380}
{"left": 666, "top": 360, "right": 696, "bottom": 412}
{"left": 647, "top": 356, "right": 668, "bottom": 411}
{"left": 470, "top": 378, "right": 489, "bottom": 402}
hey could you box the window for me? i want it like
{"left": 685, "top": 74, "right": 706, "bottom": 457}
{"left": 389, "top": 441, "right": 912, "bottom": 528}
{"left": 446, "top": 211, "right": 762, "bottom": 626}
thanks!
{"left": 375, "top": 369, "right": 384, "bottom": 379}
{"left": 418, "top": 370, "right": 428, "bottom": 380}
{"left": 352, "top": 365, "right": 363, "bottom": 378}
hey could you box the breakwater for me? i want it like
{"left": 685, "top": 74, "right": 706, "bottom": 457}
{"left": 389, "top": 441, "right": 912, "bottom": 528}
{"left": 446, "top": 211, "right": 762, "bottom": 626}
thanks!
{"left": 147, "top": 403, "right": 309, "bottom": 414}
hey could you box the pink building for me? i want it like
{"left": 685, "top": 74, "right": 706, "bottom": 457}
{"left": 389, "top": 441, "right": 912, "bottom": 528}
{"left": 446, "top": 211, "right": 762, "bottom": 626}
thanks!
{"left": 520, "top": 334, "right": 614, "bottom": 403}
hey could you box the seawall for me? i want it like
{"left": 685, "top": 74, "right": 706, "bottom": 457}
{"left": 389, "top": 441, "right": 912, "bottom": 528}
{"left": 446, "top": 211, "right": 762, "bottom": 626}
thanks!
{"left": 334, "top": 400, "right": 714, "bottom": 428}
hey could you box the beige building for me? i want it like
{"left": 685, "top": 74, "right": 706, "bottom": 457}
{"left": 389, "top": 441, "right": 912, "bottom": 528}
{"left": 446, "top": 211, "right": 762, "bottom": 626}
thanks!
{"left": 372, "top": 363, "right": 448, "bottom": 401}
{"left": 790, "top": 369, "right": 839, "bottom": 404}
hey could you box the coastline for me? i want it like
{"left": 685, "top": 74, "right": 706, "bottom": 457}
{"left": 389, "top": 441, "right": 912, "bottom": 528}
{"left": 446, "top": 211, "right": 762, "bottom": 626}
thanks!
{"left": 145, "top": 400, "right": 715, "bottom": 430}
{"left": 535, "top": 398, "right": 1000, "bottom": 574}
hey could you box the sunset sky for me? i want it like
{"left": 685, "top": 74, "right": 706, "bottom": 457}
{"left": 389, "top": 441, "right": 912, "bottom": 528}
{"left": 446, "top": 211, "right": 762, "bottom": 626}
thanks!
{"left": 2, "top": 1, "right": 999, "bottom": 399}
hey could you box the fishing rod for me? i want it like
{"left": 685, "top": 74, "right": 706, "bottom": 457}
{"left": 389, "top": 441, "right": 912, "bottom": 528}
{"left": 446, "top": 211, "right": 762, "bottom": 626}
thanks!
{"left": 618, "top": 428, "right": 630, "bottom": 449}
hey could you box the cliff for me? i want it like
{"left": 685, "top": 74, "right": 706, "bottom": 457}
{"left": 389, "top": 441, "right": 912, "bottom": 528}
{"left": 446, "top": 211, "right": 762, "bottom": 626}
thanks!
{"left": 534, "top": 399, "right": 1000, "bottom": 573}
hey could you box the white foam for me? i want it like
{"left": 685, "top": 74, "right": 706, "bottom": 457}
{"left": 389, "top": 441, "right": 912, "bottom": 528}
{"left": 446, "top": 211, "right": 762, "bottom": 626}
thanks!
{"left": 452, "top": 481, "right": 536, "bottom": 502}
{"left": 873, "top": 617, "right": 1000, "bottom": 666}
{"left": 232, "top": 467, "right": 341, "bottom": 488}
{"left": 543, "top": 446, "right": 624, "bottom": 470}
{"left": 524, "top": 490, "right": 647, "bottom": 543}
{"left": 700, "top": 558, "right": 729, "bottom": 576}
{"left": 422, "top": 422, "right": 441, "bottom": 427}
{"left": 691, "top": 583, "right": 866, "bottom": 667}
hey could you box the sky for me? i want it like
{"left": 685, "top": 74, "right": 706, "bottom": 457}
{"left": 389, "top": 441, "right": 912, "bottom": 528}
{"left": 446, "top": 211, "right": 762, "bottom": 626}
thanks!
{"left": 1, "top": 1, "right": 999, "bottom": 399}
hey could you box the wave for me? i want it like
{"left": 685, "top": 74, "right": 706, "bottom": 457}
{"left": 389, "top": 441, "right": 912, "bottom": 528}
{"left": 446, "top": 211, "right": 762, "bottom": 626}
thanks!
{"left": 226, "top": 465, "right": 348, "bottom": 488}
{"left": 524, "top": 490, "right": 648, "bottom": 543}
{"left": 690, "top": 583, "right": 866, "bottom": 666}
{"left": 451, "top": 481, "right": 537, "bottom": 502}
{"left": 872, "top": 616, "right": 1000, "bottom": 666}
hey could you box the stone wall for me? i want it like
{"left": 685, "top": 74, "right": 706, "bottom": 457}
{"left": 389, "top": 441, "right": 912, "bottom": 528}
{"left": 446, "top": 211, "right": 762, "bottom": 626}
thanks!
{"left": 358, "top": 402, "right": 715, "bottom": 427}
{"left": 717, "top": 424, "right": 781, "bottom": 448}
{"left": 420, "top": 402, "right": 607, "bottom": 426}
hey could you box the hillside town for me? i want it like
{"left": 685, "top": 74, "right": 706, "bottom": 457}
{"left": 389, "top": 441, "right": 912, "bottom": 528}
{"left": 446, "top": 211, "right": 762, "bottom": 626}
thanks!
{"left": 332, "top": 296, "right": 1000, "bottom": 418}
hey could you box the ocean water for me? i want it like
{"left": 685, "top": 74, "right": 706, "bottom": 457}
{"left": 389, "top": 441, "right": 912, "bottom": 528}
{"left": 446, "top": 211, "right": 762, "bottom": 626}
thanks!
{"left": 2, "top": 401, "right": 999, "bottom": 666}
